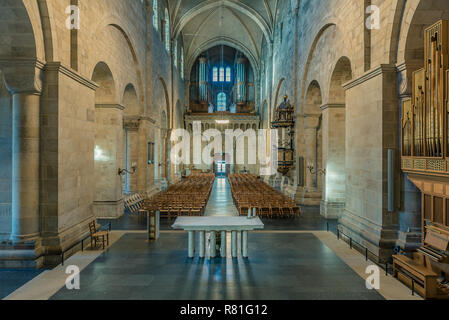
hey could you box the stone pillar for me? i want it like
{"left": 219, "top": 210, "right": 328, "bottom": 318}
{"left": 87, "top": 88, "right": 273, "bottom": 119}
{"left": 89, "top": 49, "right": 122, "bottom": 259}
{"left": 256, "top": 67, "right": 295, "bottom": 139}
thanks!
{"left": 124, "top": 117, "right": 140, "bottom": 194}
{"left": 320, "top": 104, "right": 346, "bottom": 219}
{"left": 93, "top": 104, "right": 125, "bottom": 218}
{"left": 10, "top": 92, "right": 41, "bottom": 240}
{"left": 294, "top": 115, "right": 322, "bottom": 206}
{"left": 1, "top": 61, "right": 44, "bottom": 242}
{"left": 236, "top": 57, "right": 247, "bottom": 103}
{"left": 339, "top": 65, "right": 399, "bottom": 262}
{"left": 199, "top": 57, "right": 207, "bottom": 102}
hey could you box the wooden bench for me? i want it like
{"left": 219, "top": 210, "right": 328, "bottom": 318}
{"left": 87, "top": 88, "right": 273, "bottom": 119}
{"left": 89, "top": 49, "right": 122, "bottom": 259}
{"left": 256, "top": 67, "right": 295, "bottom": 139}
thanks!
{"left": 393, "top": 253, "right": 439, "bottom": 299}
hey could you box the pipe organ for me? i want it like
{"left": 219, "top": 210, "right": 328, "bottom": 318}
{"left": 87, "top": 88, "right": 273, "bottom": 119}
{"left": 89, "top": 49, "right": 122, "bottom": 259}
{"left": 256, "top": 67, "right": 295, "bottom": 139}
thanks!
{"left": 398, "top": 20, "right": 449, "bottom": 299}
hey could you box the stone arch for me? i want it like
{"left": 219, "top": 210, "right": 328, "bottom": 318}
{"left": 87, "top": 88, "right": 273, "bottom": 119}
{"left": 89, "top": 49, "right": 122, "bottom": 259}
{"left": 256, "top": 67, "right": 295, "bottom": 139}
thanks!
{"left": 159, "top": 77, "right": 171, "bottom": 129}
{"left": 92, "top": 62, "right": 117, "bottom": 104}
{"left": 328, "top": 57, "right": 352, "bottom": 105}
{"left": 0, "top": 0, "right": 46, "bottom": 93}
{"left": 299, "top": 23, "right": 336, "bottom": 113}
{"left": 122, "top": 83, "right": 139, "bottom": 116}
{"left": 272, "top": 78, "right": 285, "bottom": 113}
{"left": 91, "top": 16, "right": 145, "bottom": 114}
{"left": 304, "top": 80, "right": 322, "bottom": 115}
{"left": 173, "top": 0, "right": 272, "bottom": 44}
{"left": 37, "top": 0, "right": 59, "bottom": 62}
{"left": 395, "top": 0, "right": 449, "bottom": 95}
{"left": 187, "top": 37, "right": 259, "bottom": 78}
{"left": 397, "top": 0, "right": 449, "bottom": 66}
{"left": 0, "top": 0, "right": 43, "bottom": 60}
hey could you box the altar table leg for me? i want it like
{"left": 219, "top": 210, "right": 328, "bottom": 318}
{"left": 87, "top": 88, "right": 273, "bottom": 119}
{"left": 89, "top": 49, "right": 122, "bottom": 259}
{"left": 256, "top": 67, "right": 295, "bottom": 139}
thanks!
{"left": 231, "top": 231, "right": 237, "bottom": 258}
{"left": 199, "top": 231, "right": 205, "bottom": 258}
{"left": 210, "top": 231, "right": 216, "bottom": 258}
{"left": 221, "top": 231, "right": 227, "bottom": 258}
{"left": 242, "top": 231, "right": 248, "bottom": 258}
{"left": 188, "top": 231, "right": 195, "bottom": 258}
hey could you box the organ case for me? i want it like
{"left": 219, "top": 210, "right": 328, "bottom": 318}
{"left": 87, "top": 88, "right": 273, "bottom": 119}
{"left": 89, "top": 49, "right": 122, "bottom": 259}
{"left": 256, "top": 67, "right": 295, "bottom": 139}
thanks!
{"left": 399, "top": 20, "right": 449, "bottom": 299}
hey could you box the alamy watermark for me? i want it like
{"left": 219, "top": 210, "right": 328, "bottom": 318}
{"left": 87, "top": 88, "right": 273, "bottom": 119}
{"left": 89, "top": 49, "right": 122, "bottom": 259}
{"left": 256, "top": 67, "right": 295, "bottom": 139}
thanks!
{"left": 170, "top": 121, "right": 279, "bottom": 176}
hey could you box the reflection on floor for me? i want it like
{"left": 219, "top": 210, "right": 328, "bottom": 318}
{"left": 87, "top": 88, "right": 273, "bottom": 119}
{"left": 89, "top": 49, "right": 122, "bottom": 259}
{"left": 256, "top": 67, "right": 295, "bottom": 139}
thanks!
{"left": 205, "top": 177, "right": 238, "bottom": 217}
{"left": 50, "top": 232, "right": 384, "bottom": 300}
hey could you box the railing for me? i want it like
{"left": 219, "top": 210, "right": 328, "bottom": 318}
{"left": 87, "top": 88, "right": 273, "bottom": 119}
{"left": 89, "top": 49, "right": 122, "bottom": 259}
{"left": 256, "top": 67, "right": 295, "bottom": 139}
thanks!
{"left": 60, "top": 222, "right": 111, "bottom": 266}
{"left": 327, "top": 222, "right": 391, "bottom": 276}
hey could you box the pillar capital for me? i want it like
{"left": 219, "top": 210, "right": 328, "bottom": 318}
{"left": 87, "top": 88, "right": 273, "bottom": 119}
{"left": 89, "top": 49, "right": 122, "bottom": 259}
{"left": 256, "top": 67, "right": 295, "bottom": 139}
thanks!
{"left": 0, "top": 58, "right": 44, "bottom": 95}
{"left": 123, "top": 116, "right": 141, "bottom": 131}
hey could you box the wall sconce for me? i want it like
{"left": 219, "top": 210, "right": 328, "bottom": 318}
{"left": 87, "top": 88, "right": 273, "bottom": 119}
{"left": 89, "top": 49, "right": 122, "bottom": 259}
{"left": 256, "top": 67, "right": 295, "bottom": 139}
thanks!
{"left": 118, "top": 163, "right": 137, "bottom": 176}
{"left": 307, "top": 164, "right": 326, "bottom": 176}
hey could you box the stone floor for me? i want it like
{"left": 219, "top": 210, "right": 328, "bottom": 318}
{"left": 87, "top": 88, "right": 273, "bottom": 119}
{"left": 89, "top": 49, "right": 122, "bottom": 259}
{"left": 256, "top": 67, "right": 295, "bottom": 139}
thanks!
{"left": 50, "top": 232, "right": 384, "bottom": 300}
{"left": 0, "top": 269, "right": 45, "bottom": 299}
{"left": 1, "top": 177, "right": 416, "bottom": 300}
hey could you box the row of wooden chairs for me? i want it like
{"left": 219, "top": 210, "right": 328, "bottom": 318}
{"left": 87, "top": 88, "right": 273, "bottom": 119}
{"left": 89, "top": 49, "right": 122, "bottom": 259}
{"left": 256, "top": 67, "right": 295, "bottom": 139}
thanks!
{"left": 141, "top": 174, "right": 215, "bottom": 220}
{"left": 229, "top": 174, "right": 300, "bottom": 219}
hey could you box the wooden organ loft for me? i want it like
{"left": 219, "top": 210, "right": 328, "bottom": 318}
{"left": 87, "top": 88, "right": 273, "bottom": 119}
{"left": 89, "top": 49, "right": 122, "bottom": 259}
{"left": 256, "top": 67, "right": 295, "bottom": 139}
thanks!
{"left": 397, "top": 20, "right": 449, "bottom": 299}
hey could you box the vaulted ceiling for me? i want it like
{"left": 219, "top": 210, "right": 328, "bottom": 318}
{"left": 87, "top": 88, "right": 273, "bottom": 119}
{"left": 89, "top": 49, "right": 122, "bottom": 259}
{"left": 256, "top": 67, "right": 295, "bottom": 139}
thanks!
{"left": 168, "top": 0, "right": 281, "bottom": 73}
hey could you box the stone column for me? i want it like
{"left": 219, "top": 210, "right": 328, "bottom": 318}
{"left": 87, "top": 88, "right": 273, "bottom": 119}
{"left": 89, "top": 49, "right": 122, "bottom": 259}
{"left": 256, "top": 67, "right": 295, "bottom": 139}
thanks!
{"left": 1, "top": 61, "right": 44, "bottom": 242}
{"left": 124, "top": 117, "right": 140, "bottom": 194}
{"left": 320, "top": 104, "right": 346, "bottom": 219}
{"left": 294, "top": 115, "right": 322, "bottom": 206}
{"left": 93, "top": 104, "right": 125, "bottom": 218}
{"left": 10, "top": 92, "right": 41, "bottom": 240}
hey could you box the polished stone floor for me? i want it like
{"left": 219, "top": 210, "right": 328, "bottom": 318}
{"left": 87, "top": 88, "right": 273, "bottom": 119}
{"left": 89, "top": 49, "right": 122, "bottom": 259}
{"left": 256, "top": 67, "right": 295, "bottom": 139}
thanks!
{"left": 0, "top": 269, "right": 45, "bottom": 299}
{"left": 50, "top": 232, "right": 384, "bottom": 300}
{"left": 205, "top": 177, "right": 238, "bottom": 217}
{"left": 2, "top": 177, "right": 350, "bottom": 300}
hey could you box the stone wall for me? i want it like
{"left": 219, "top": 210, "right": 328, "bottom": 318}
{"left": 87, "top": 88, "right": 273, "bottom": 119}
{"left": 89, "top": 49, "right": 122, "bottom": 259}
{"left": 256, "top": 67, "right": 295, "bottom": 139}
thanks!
{"left": 256, "top": 0, "right": 449, "bottom": 260}
{"left": 0, "top": 0, "right": 184, "bottom": 267}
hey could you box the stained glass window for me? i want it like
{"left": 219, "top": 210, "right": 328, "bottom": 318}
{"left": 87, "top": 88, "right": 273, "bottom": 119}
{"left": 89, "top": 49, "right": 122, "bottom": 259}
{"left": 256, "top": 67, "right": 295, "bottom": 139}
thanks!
{"left": 226, "top": 67, "right": 231, "bottom": 82}
{"left": 213, "top": 67, "right": 218, "bottom": 82}
{"left": 219, "top": 67, "right": 225, "bottom": 82}
{"left": 217, "top": 92, "right": 226, "bottom": 111}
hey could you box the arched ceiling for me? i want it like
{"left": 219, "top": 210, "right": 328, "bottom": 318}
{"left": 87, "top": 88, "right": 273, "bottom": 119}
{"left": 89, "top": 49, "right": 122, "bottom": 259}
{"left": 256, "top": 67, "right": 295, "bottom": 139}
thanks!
{"left": 169, "top": 0, "right": 279, "bottom": 73}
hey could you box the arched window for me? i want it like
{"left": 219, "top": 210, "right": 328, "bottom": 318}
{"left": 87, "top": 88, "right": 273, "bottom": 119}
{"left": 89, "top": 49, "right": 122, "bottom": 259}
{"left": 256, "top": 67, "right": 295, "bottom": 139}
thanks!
{"left": 219, "top": 67, "right": 225, "bottom": 82}
{"left": 217, "top": 92, "right": 226, "bottom": 111}
{"left": 153, "top": 0, "right": 158, "bottom": 31}
{"left": 180, "top": 47, "right": 184, "bottom": 79}
{"left": 173, "top": 41, "right": 178, "bottom": 68}
{"left": 226, "top": 67, "right": 231, "bottom": 82}
{"left": 164, "top": 9, "right": 170, "bottom": 52}
{"left": 212, "top": 67, "right": 218, "bottom": 82}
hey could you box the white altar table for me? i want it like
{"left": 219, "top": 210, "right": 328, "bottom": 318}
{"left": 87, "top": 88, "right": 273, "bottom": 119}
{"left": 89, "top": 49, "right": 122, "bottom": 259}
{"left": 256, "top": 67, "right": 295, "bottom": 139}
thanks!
{"left": 171, "top": 216, "right": 264, "bottom": 258}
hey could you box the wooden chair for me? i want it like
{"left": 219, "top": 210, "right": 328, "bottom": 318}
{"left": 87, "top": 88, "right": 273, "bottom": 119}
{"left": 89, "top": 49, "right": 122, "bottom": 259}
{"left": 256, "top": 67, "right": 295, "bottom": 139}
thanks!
{"left": 89, "top": 221, "right": 109, "bottom": 250}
